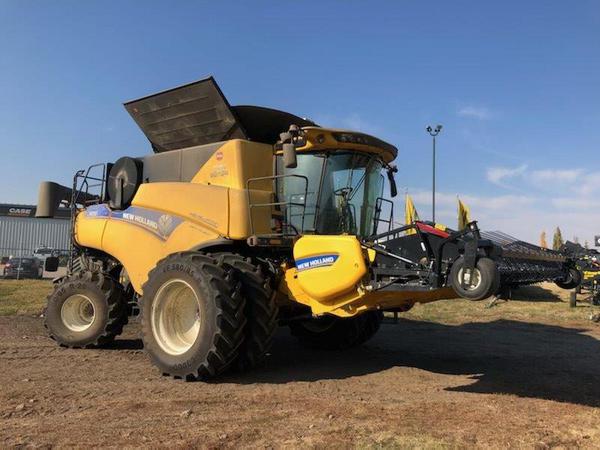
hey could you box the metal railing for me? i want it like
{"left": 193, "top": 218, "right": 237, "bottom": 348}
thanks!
{"left": 373, "top": 197, "right": 394, "bottom": 234}
{"left": 68, "top": 163, "right": 109, "bottom": 272}
{"left": 246, "top": 174, "right": 309, "bottom": 238}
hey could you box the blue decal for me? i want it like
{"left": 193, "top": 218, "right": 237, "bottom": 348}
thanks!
{"left": 85, "top": 204, "right": 111, "bottom": 217}
{"left": 85, "top": 204, "right": 183, "bottom": 240}
{"left": 295, "top": 254, "right": 339, "bottom": 271}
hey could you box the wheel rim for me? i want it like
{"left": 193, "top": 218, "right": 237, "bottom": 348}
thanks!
{"left": 151, "top": 279, "right": 201, "bottom": 355}
{"left": 457, "top": 267, "right": 482, "bottom": 290}
{"left": 61, "top": 294, "right": 96, "bottom": 332}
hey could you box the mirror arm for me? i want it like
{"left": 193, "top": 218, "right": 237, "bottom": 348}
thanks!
{"left": 386, "top": 164, "right": 398, "bottom": 198}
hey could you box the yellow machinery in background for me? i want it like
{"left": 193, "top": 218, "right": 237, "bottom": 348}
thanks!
{"left": 37, "top": 77, "right": 573, "bottom": 380}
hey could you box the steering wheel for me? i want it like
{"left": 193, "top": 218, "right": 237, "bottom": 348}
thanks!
{"left": 334, "top": 187, "right": 353, "bottom": 197}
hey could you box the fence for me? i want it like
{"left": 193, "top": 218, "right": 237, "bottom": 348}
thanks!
{"left": 0, "top": 216, "right": 70, "bottom": 260}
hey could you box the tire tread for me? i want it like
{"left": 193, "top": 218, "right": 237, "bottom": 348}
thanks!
{"left": 44, "top": 270, "right": 128, "bottom": 348}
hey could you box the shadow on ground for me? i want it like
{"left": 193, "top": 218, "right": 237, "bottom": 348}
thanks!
{"left": 213, "top": 318, "right": 600, "bottom": 407}
{"left": 504, "top": 285, "right": 562, "bottom": 302}
{"left": 82, "top": 314, "right": 600, "bottom": 407}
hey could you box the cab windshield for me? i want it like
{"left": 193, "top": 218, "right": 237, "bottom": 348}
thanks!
{"left": 277, "top": 152, "right": 384, "bottom": 237}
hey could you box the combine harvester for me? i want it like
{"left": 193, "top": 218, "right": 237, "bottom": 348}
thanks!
{"left": 36, "top": 77, "right": 581, "bottom": 380}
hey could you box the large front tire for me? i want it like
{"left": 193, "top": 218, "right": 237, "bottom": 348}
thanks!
{"left": 289, "top": 311, "right": 383, "bottom": 350}
{"left": 141, "top": 252, "right": 246, "bottom": 380}
{"left": 215, "top": 254, "right": 278, "bottom": 371}
{"left": 44, "top": 271, "right": 128, "bottom": 348}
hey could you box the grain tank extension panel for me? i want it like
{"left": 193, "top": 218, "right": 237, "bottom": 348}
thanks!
{"left": 124, "top": 77, "right": 246, "bottom": 153}
{"left": 124, "top": 76, "right": 316, "bottom": 153}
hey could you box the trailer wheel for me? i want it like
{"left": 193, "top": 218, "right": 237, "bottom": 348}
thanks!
{"left": 215, "top": 253, "right": 278, "bottom": 371}
{"left": 140, "top": 252, "right": 246, "bottom": 380}
{"left": 450, "top": 256, "right": 498, "bottom": 301}
{"left": 289, "top": 310, "right": 382, "bottom": 350}
{"left": 555, "top": 268, "right": 582, "bottom": 290}
{"left": 44, "top": 271, "right": 128, "bottom": 348}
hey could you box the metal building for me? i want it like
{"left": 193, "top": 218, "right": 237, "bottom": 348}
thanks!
{"left": 0, "top": 204, "right": 70, "bottom": 258}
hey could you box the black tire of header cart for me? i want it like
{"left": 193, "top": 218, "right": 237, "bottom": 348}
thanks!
{"left": 44, "top": 271, "right": 128, "bottom": 348}
{"left": 450, "top": 256, "right": 498, "bottom": 301}
{"left": 215, "top": 253, "right": 278, "bottom": 371}
{"left": 140, "top": 252, "right": 246, "bottom": 380}
{"left": 289, "top": 310, "right": 383, "bottom": 350}
{"left": 555, "top": 267, "right": 583, "bottom": 290}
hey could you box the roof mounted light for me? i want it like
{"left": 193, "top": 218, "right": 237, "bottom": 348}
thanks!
{"left": 331, "top": 132, "right": 371, "bottom": 146}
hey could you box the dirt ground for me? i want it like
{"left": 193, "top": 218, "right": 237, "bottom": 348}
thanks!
{"left": 1, "top": 286, "right": 600, "bottom": 448}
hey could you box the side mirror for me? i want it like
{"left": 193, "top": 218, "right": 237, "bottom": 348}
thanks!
{"left": 283, "top": 143, "right": 297, "bottom": 169}
{"left": 387, "top": 166, "right": 398, "bottom": 198}
{"left": 44, "top": 257, "right": 59, "bottom": 272}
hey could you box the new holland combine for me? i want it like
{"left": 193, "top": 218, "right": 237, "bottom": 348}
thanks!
{"left": 37, "top": 77, "right": 581, "bottom": 379}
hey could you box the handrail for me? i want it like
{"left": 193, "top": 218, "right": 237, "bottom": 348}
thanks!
{"left": 246, "top": 174, "right": 309, "bottom": 237}
{"left": 68, "top": 163, "right": 109, "bottom": 273}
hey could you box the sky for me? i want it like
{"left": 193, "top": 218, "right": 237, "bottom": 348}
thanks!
{"left": 1, "top": 0, "right": 599, "bottom": 244}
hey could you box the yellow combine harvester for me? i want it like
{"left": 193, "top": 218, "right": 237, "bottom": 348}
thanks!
{"left": 37, "top": 78, "right": 576, "bottom": 379}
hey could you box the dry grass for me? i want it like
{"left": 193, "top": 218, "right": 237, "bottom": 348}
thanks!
{"left": 402, "top": 282, "right": 596, "bottom": 325}
{"left": 0, "top": 279, "right": 53, "bottom": 316}
{"left": 0, "top": 279, "right": 596, "bottom": 327}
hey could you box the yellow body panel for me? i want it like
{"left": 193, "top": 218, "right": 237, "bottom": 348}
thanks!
{"left": 192, "top": 139, "right": 273, "bottom": 190}
{"left": 133, "top": 183, "right": 230, "bottom": 235}
{"left": 293, "top": 235, "right": 367, "bottom": 302}
{"left": 281, "top": 266, "right": 458, "bottom": 318}
{"left": 73, "top": 210, "right": 107, "bottom": 249}
{"left": 74, "top": 139, "right": 279, "bottom": 293}
{"left": 583, "top": 270, "right": 600, "bottom": 281}
{"left": 293, "top": 127, "right": 397, "bottom": 163}
{"left": 279, "top": 235, "right": 457, "bottom": 318}
{"left": 280, "top": 269, "right": 366, "bottom": 317}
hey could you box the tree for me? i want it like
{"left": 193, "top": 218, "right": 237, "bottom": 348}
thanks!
{"left": 552, "top": 227, "right": 564, "bottom": 250}
{"left": 585, "top": 240, "right": 589, "bottom": 249}
{"left": 540, "top": 231, "right": 547, "bottom": 248}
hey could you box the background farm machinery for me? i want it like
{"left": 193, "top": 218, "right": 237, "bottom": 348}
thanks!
{"left": 560, "top": 240, "right": 600, "bottom": 306}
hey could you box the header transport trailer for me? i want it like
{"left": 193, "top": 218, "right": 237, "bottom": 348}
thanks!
{"left": 37, "top": 77, "right": 580, "bottom": 380}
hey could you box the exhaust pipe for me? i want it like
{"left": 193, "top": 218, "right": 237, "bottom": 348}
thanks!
{"left": 36, "top": 181, "right": 72, "bottom": 218}
{"left": 36, "top": 181, "right": 101, "bottom": 217}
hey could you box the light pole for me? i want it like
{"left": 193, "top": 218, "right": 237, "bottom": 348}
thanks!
{"left": 426, "top": 124, "right": 443, "bottom": 223}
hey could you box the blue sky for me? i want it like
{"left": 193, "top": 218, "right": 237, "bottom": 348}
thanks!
{"left": 1, "top": 1, "right": 599, "bottom": 243}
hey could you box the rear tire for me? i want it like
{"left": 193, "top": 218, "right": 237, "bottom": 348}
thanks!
{"left": 44, "top": 271, "right": 128, "bottom": 348}
{"left": 289, "top": 310, "right": 383, "bottom": 350}
{"left": 450, "top": 256, "right": 498, "bottom": 301}
{"left": 215, "top": 253, "right": 278, "bottom": 371}
{"left": 140, "top": 252, "right": 246, "bottom": 380}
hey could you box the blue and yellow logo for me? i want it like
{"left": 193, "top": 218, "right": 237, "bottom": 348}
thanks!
{"left": 295, "top": 254, "right": 339, "bottom": 271}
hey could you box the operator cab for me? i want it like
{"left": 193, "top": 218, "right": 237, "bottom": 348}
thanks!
{"left": 275, "top": 127, "right": 398, "bottom": 239}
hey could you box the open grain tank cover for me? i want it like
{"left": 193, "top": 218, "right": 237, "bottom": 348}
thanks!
{"left": 124, "top": 77, "right": 246, "bottom": 153}
{"left": 124, "top": 76, "right": 317, "bottom": 153}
